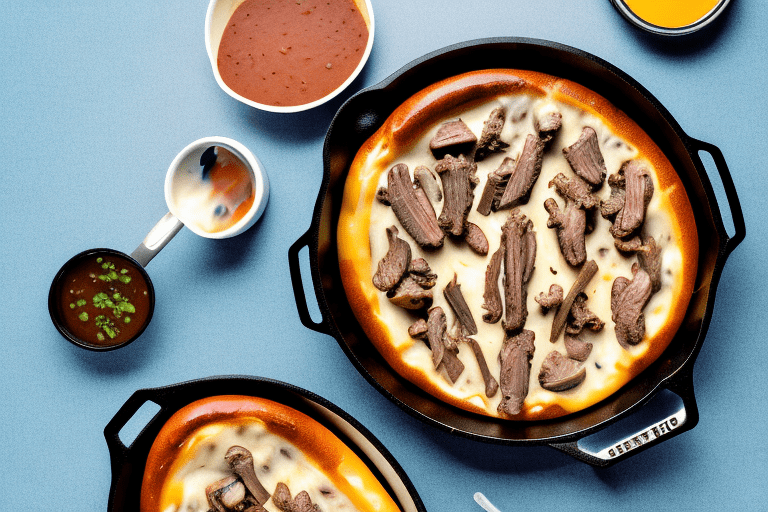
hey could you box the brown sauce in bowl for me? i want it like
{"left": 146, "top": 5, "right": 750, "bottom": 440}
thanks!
{"left": 217, "top": 0, "right": 369, "bottom": 107}
{"left": 53, "top": 251, "right": 152, "bottom": 348}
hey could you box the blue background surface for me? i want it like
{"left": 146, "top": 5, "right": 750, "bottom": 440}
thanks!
{"left": 1, "top": 0, "right": 765, "bottom": 510}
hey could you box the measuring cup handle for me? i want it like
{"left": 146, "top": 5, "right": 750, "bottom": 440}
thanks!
{"left": 131, "top": 212, "right": 184, "bottom": 267}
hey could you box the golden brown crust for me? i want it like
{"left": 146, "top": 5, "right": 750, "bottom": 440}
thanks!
{"left": 338, "top": 69, "right": 698, "bottom": 421}
{"left": 140, "top": 395, "right": 400, "bottom": 512}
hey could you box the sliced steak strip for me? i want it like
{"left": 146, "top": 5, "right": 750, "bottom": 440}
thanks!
{"left": 615, "top": 235, "right": 662, "bottom": 293}
{"left": 417, "top": 307, "right": 465, "bottom": 383}
{"left": 549, "top": 172, "right": 599, "bottom": 210}
{"left": 545, "top": 197, "right": 588, "bottom": 267}
{"left": 534, "top": 103, "right": 562, "bottom": 145}
{"left": 498, "top": 329, "right": 535, "bottom": 416}
{"left": 550, "top": 260, "right": 598, "bottom": 343}
{"left": 535, "top": 284, "right": 564, "bottom": 313}
{"left": 564, "top": 334, "right": 593, "bottom": 362}
{"left": 481, "top": 244, "right": 505, "bottom": 324}
{"left": 563, "top": 126, "right": 607, "bottom": 187}
{"left": 408, "top": 257, "right": 438, "bottom": 289}
{"left": 464, "top": 221, "right": 489, "bottom": 255}
{"left": 386, "top": 163, "right": 444, "bottom": 249}
{"left": 497, "top": 134, "right": 544, "bottom": 210}
{"left": 435, "top": 154, "right": 479, "bottom": 237}
{"left": 443, "top": 273, "right": 478, "bottom": 335}
{"left": 602, "top": 160, "right": 654, "bottom": 238}
{"left": 538, "top": 350, "right": 586, "bottom": 392}
{"left": 502, "top": 210, "right": 536, "bottom": 332}
{"left": 566, "top": 293, "right": 604, "bottom": 335}
{"left": 429, "top": 119, "right": 477, "bottom": 159}
{"left": 476, "top": 156, "right": 516, "bottom": 216}
{"left": 387, "top": 275, "right": 433, "bottom": 310}
{"left": 611, "top": 263, "right": 653, "bottom": 349}
{"left": 474, "top": 107, "right": 509, "bottom": 161}
{"left": 462, "top": 336, "right": 499, "bottom": 397}
{"left": 372, "top": 226, "right": 412, "bottom": 292}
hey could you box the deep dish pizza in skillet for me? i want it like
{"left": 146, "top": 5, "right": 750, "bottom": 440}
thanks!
{"left": 337, "top": 69, "right": 698, "bottom": 421}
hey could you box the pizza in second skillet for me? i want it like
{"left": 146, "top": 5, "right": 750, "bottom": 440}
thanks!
{"left": 337, "top": 69, "right": 698, "bottom": 421}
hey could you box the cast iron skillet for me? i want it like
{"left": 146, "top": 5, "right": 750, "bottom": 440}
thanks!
{"left": 104, "top": 376, "right": 426, "bottom": 512}
{"left": 288, "top": 38, "right": 745, "bottom": 466}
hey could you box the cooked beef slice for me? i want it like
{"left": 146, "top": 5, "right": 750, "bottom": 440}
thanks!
{"left": 535, "top": 284, "right": 564, "bottom": 313}
{"left": 464, "top": 221, "right": 489, "bottom": 255}
{"left": 476, "top": 156, "right": 516, "bottom": 215}
{"left": 443, "top": 273, "right": 478, "bottom": 335}
{"left": 385, "top": 163, "right": 445, "bottom": 249}
{"left": 636, "top": 235, "right": 662, "bottom": 293}
{"left": 566, "top": 293, "right": 604, "bottom": 335}
{"left": 474, "top": 107, "right": 509, "bottom": 161}
{"left": 601, "top": 160, "right": 654, "bottom": 238}
{"left": 423, "top": 307, "right": 465, "bottom": 383}
{"left": 387, "top": 275, "right": 433, "bottom": 310}
{"left": 498, "top": 329, "right": 535, "bottom": 416}
{"left": 502, "top": 210, "right": 536, "bottom": 332}
{"left": 462, "top": 336, "right": 499, "bottom": 397}
{"left": 435, "top": 154, "right": 479, "bottom": 237}
{"left": 563, "top": 126, "right": 607, "bottom": 188}
{"left": 564, "top": 334, "right": 593, "bottom": 362}
{"left": 497, "top": 134, "right": 544, "bottom": 210}
{"left": 548, "top": 172, "right": 599, "bottom": 210}
{"left": 534, "top": 105, "right": 562, "bottom": 145}
{"left": 408, "top": 257, "right": 438, "bottom": 289}
{"left": 372, "top": 226, "right": 412, "bottom": 292}
{"left": 550, "top": 260, "right": 598, "bottom": 343}
{"left": 615, "top": 235, "right": 662, "bottom": 293}
{"left": 544, "top": 197, "right": 588, "bottom": 267}
{"left": 429, "top": 119, "right": 477, "bottom": 159}
{"left": 611, "top": 264, "right": 653, "bottom": 349}
{"left": 538, "top": 350, "right": 586, "bottom": 392}
{"left": 481, "top": 244, "right": 505, "bottom": 324}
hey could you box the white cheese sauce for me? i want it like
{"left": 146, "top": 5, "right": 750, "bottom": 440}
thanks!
{"left": 165, "top": 421, "right": 360, "bottom": 512}
{"left": 366, "top": 93, "right": 684, "bottom": 416}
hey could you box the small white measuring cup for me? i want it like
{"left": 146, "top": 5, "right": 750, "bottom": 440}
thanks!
{"left": 131, "top": 136, "right": 269, "bottom": 266}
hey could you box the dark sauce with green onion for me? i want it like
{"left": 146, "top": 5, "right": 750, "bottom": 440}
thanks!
{"left": 57, "top": 253, "right": 151, "bottom": 346}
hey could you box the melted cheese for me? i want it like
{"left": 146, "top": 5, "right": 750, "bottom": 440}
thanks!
{"left": 159, "top": 420, "right": 361, "bottom": 512}
{"left": 337, "top": 70, "right": 698, "bottom": 421}
{"left": 141, "top": 396, "right": 401, "bottom": 512}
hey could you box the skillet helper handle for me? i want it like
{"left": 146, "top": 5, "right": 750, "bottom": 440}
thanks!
{"left": 103, "top": 388, "right": 162, "bottom": 455}
{"left": 688, "top": 138, "right": 746, "bottom": 256}
{"left": 549, "top": 370, "right": 699, "bottom": 467}
{"left": 104, "top": 388, "right": 167, "bottom": 512}
{"left": 288, "top": 229, "right": 330, "bottom": 334}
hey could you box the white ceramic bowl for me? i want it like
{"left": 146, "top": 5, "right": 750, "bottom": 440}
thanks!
{"left": 205, "top": 0, "right": 375, "bottom": 113}
{"left": 164, "top": 136, "right": 269, "bottom": 239}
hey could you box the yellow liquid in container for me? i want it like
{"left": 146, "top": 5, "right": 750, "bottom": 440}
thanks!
{"left": 624, "top": 0, "right": 721, "bottom": 28}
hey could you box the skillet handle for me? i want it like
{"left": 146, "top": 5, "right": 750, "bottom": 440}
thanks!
{"left": 104, "top": 388, "right": 164, "bottom": 455}
{"left": 104, "top": 388, "right": 167, "bottom": 512}
{"left": 688, "top": 138, "right": 746, "bottom": 256}
{"left": 288, "top": 229, "right": 330, "bottom": 334}
{"left": 549, "top": 370, "right": 699, "bottom": 467}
